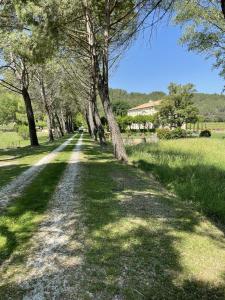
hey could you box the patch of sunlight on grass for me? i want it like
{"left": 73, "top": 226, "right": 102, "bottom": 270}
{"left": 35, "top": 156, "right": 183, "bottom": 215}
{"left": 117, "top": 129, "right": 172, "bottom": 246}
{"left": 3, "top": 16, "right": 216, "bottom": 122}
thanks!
{"left": 0, "top": 236, "right": 7, "bottom": 250}
{"left": 175, "top": 221, "right": 225, "bottom": 284}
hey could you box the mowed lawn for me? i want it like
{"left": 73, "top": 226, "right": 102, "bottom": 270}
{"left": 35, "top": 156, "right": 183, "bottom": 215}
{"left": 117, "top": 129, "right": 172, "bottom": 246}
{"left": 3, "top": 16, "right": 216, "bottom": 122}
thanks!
{"left": 128, "top": 137, "right": 225, "bottom": 224}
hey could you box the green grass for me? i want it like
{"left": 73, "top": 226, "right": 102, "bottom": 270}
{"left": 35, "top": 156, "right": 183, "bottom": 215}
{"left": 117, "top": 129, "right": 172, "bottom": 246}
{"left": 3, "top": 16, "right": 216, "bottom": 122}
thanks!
{"left": 188, "top": 122, "right": 225, "bottom": 131}
{"left": 0, "top": 135, "right": 79, "bottom": 265}
{"left": 203, "top": 122, "right": 225, "bottom": 130}
{"left": 0, "top": 130, "right": 48, "bottom": 149}
{"left": 76, "top": 137, "right": 225, "bottom": 299}
{"left": 0, "top": 134, "right": 74, "bottom": 189}
{"left": 1, "top": 136, "right": 225, "bottom": 298}
{"left": 128, "top": 138, "right": 225, "bottom": 224}
{"left": 211, "top": 132, "right": 225, "bottom": 139}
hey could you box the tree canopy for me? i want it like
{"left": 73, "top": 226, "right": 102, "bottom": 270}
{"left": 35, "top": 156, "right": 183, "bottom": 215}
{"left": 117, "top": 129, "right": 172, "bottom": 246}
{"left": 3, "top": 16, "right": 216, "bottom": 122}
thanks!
{"left": 159, "top": 83, "right": 199, "bottom": 128}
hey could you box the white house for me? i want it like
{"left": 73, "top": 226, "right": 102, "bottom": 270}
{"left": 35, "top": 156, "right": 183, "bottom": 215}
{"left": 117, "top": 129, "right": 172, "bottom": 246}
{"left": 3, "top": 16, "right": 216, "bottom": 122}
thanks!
{"left": 127, "top": 100, "right": 162, "bottom": 117}
{"left": 127, "top": 100, "right": 161, "bottom": 129}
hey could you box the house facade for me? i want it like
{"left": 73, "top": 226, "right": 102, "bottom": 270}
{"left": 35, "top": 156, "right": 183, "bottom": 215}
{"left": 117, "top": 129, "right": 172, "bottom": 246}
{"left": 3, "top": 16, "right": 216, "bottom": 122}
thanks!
{"left": 127, "top": 100, "right": 161, "bottom": 117}
{"left": 127, "top": 100, "right": 161, "bottom": 129}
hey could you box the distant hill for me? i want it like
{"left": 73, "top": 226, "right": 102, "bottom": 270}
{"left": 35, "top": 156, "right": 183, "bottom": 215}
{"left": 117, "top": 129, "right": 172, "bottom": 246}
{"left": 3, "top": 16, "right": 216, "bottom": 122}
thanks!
{"left": 109, "top": 88, "right": 225, "bottom": 121}
{"left": 109, "top": 89, "right": 166, "bottom": 107}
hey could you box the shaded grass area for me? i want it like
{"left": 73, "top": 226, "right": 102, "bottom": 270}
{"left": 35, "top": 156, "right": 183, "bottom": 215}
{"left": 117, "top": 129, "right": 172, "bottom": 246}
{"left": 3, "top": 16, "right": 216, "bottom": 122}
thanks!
{"left": 78, "top": 137, "right": 225, "bottom": 299}
{"left": 128, "top": 138, "right": 225, "bottom": 224}
{"left": 0, "top": 134, "right": 74, "bottom": 189}
{"left": 0, "top": 136, "right": 79, "bottom": 265}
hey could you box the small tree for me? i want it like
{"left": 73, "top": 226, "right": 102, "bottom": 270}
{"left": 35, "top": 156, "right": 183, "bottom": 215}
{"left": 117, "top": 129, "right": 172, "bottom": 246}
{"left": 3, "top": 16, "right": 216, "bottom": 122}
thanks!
{"left": 112, "top": 101, "right": 131, "bottom": 116}
{"left": 159, "top": 83, "right": 199, "bottom": 128}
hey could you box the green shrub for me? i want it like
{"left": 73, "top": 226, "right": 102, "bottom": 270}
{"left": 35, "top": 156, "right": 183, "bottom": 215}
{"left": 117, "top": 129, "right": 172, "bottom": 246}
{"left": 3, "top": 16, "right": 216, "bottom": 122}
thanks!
{"left": 170, "top": 128, "right": 187, "bottom": 139}
{"left": 156, "top": 128, "right": 172, "bottom": 139}
{"left": 157, "top": 128, "right": 187, "bottom": 139}
{"left": 199, "top": 129, "right": 211, "bottom": 137}
{"left": 17, "top": 124, "right": 29, "bottom": 140}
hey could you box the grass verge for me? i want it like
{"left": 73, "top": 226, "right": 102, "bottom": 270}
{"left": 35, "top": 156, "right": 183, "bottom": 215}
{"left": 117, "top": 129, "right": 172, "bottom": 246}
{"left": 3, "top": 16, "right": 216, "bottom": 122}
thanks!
{"left": 77, "top": 136, "right": 225, "bottom": 299}
{"left": 128, "top": 138, "right": 225, "bottom": 224}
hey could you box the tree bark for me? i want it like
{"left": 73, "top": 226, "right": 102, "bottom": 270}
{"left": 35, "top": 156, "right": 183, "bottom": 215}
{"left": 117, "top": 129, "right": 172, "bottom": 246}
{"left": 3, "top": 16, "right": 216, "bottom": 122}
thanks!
{"left": 55, "top": 112, "right": 64, "bottom": 136}
{"left": 39, "top": 79, "right": 54, "bottom": 141}
{"left": 83, "top": 0, "right": 127, "bottom": 161}
{"left": 97, "top": 77, "right": 127, "bottom": 161}
{"left": 88, "top": 101, "right": 97, "bottom": 138}
{"left": 22, "top": 87, "right": 39, "bottom": 146}
{"left": 221, "top": 0, "right": 225, "bottom": 19}
{"left": 93, "top": 101, "right": 106, "bottom": 145}
{"left": 46, "top": 114, "right": 54, "bottom": 142}
{"left": 85, "top": 110, "right": 92, "bottom": 136}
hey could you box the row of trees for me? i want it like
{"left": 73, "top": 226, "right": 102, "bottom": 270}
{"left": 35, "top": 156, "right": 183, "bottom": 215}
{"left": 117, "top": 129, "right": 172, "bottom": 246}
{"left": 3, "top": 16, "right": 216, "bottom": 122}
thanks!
{"left": 0, "top": 0, "right": 224, "bottom": 161}
{"left": 0, "top": 0, "right": 176, "bottom": 161}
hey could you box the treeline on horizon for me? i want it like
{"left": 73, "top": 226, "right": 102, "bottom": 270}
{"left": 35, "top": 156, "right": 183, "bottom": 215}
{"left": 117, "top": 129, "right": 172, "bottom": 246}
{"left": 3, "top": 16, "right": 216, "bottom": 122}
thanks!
{"left": 110, "top": 88, "right": 225, "bottom": 122}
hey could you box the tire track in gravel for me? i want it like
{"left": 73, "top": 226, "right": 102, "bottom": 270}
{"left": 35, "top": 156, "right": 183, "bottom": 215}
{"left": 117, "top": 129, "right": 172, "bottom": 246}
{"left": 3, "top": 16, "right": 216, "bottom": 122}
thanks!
{"left": 19, "top": 134, "right": 84, "bottom": 299}
{"left": 0, "top": 135, "right": 77, "bottom": 210}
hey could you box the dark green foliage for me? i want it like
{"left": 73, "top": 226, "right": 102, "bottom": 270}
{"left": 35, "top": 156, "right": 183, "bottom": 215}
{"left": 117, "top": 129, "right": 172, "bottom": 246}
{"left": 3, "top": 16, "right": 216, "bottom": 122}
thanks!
{"left": 199, "top": 129, "right": 211, "bottom": 138}
{"left": 100, "top": 116, "right": 108, "bottom": 126}
{"left": 159, "top": 83, "right": 199, "bottom": 128}
{"left": 193, "top": 93, "right": 225, "bottom": 121}
{"left": 110, "top": 88, "right": 166, "bottom": 107}
{"left": 170, "top": 128, "right": 187, "bottom": 139}
{"left": 112, "top": 101, "right": 131, "bottom": 116}
{"left": 117, "top": 116, "right": 132, "bottom": 132}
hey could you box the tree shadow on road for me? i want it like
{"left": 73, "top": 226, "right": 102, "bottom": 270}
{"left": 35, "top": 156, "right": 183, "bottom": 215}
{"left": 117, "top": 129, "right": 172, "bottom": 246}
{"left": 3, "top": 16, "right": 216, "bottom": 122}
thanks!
{"left": 1, "top": 137, "right": 225, "bottom": 299}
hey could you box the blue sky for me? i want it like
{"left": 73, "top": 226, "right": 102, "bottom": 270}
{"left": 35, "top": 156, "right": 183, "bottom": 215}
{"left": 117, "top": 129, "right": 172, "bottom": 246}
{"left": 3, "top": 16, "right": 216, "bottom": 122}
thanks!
{"left": 109, "top": 24, "right": 224, "bottom": 95}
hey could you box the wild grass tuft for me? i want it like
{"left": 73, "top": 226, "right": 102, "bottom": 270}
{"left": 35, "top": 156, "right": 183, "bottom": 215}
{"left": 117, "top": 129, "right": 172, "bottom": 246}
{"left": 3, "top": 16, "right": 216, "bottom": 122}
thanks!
{"left": 128, "top": 138, "right": 225, "bottom": 223}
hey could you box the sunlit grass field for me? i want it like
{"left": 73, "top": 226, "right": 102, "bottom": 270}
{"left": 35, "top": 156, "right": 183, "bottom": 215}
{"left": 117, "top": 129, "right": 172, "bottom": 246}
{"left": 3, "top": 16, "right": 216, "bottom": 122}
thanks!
{"left": 0, "top": 131, "right": 48, "bottom": 149}
{"left": 188, "top": 122, "right": 225, "bottom": 131}
{"left": 0, "top": 133, "right": 74, "bottom": 189}
{"left": 128, "top": 137, "right": 225, "bottom": 224}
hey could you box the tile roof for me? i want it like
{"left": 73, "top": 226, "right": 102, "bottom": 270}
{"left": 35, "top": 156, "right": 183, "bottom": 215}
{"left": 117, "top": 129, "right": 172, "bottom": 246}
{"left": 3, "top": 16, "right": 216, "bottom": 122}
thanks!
{"left": 128, "top": 100, "right": 162, "bottom": 111}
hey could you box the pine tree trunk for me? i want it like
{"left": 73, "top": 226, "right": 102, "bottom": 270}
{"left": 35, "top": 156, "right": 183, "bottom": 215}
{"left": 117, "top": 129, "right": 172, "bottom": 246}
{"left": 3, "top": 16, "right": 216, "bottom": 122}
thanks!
{"left": 39, "top": 80, "right": 54, "bottom": 141}
{"left": 46, "top": 114, "right": 54, "bottom": 142}
{"left": 97, "top": 78, "right": 127, "bottom": 162}
{"left": 93, "top": 101, "right": 106, "bottom": 145}
{"left": 221, "top": 0, "right": 225, "bottom": 18}
{"left": 60, "top": 109, "right": 66, "bottom": 133}
{"left": 22, "top": 87, "right": 39, "bottom": 146}
{"left": 88, "top": 101, "right": 97, "bottom": 138}
{"left": 55, "top": 112, "right": 64, "bottom": 136}
{"left": 83, "top": 0, "right": 127, "bottom": 161}
{"left": 85, "top": 111, "right": 92, "bottom": 136}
